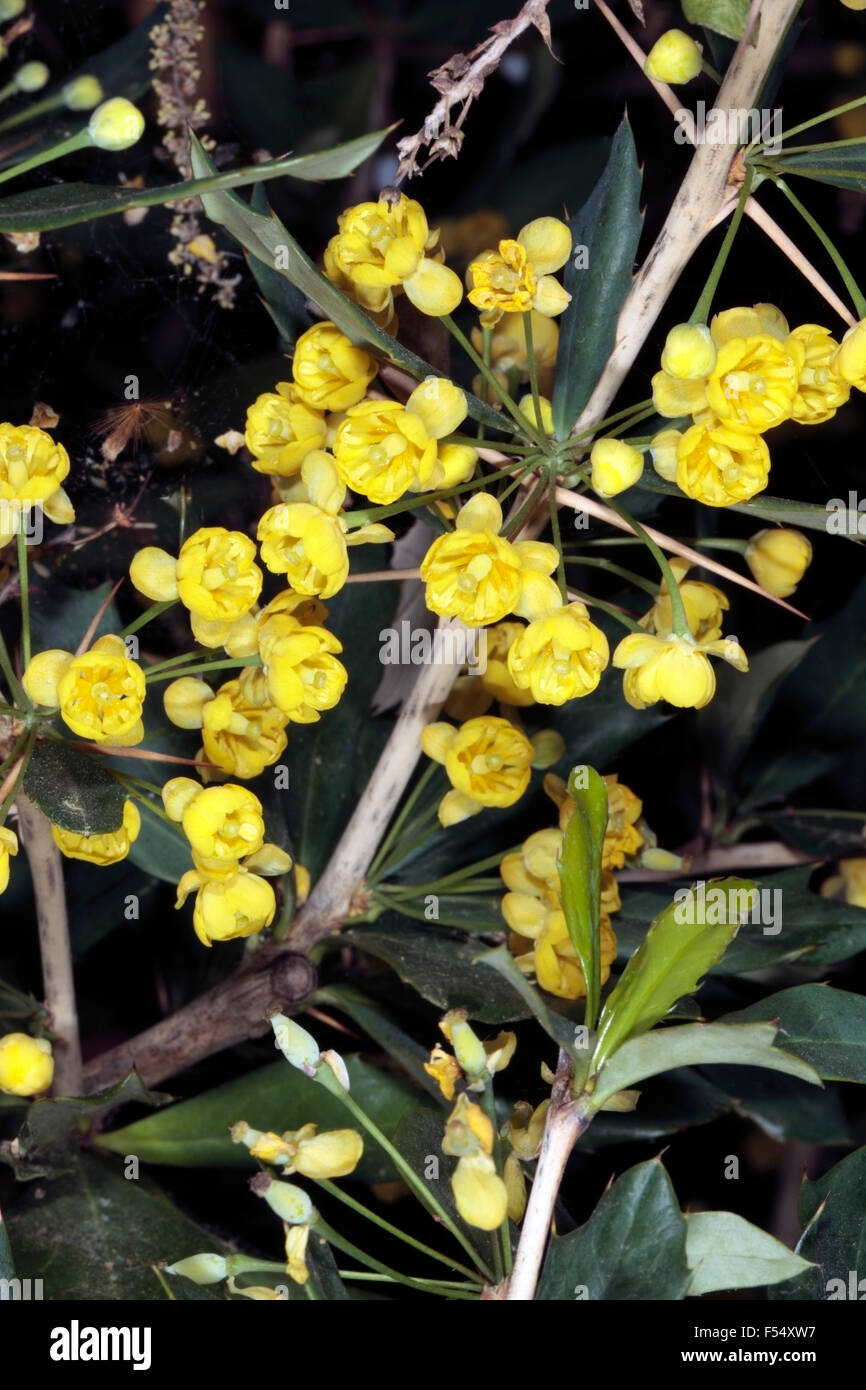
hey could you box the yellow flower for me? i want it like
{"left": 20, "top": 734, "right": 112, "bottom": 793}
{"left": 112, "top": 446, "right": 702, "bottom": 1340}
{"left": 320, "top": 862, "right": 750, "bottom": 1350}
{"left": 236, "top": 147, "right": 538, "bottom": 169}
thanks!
{"left": 244, "top": 385, "right": 327, "bottom": 477}
{"left": 601, "top": 774, "right": 644, "bottom": 869}
{"left": 451, "top": 1151, "right": 508, "bottom": 1230}
{"left": 421, "top": 715, "right": 533, "bottom": 824}
{"left": 590, "top": 437, "right": 645, "bottom": 497}
{"left": 51, "top": 799, "right": 141, "bottom": 865}
{"left": 833, "top": 317, "right": 866, "bottom": 388}
{"left": 257, "top": 614, "right": 347, "bottom": 721}
{"left": 0, "top": 1032, "right": 53, "bottom": 1096}
{"left": 257, "top": 451, "right": 393, "bottom": 596}
{"left": 177, "top": 866, "right": 277, "bottom": 946}
{"left": 0, "top": 826, "right": 17, "bottom": 893}
{"left": 787, "top": 325, "right": 850, "bottom": 423}
{"left": 612, "top": 630, "right": 748, "bottom": 710}
{"left": 661, "top": 323, "right": 717, "bottom": 379}
{"left": 177, "top": 528, "right": 262, "bottom": 623}
{"left": 163, "top": 779, "right": 265, "bottom": 871}
{"left": 506, "top": 601, "right": 610, "bottom": 704}
{"left": 285, "top": 1223, "right": 311, "bottom": 1286}
{"left": 420, "top": 492, "right": 559, "bottom": 626}
{"left": 504, "top": 1151, "right": 527, "bottom": 1223}
{"left": 506, "top": 1099, "right": 549, "bottom": 1159}
{"left": 476, "top": 620, "right": 535, "bottom": 708}
{"left": 443, "top": 1092, "right": 494, "bottom": 1156}
{"left": 705, "top": 333, "right": 803, "bottom": 432}
{"left": 165, "top": 671, "right": 288, "bottom": 780}
{"left": 0, "top": 423, "right": 73, "bottom": 545}
{"left": 423, "top": 441, "right": 478, "bottom": 492}
{"left": 333, "top": 400, "right": 437, "bottom": 503}
{"left": 675, "top": 414, "right": 770, "bottom": 506}
{"left": 501, "top": 827, "right": 563, "bottom": 908}
{"left": 467, "top": 217, "right": 571, "bottom": 326}
{"left": 324, "top": 193, "right": 462, "bottom": 316}
{"left": 280, "top": 1124, "right": 364, "bottom": 1180}
{"left": 424, "top": 1043, "right": 463, "bottom": 1100}
{"left": 290, "top": 321, "right": 376, "bottom": 411}
{"left": 532, "top": 908, "right": 617, "bottom": 1000}
{"left": 745, "top": 528, "right": 812, "bottom": 597}
{"left": 644, "top": 29, "right": 703, "bottom": 84}
{"left": 518, "top": 394, "right": 554, "bottom": 435}
{"left": 24, "top": 635, "right": 146, "bottom": 746}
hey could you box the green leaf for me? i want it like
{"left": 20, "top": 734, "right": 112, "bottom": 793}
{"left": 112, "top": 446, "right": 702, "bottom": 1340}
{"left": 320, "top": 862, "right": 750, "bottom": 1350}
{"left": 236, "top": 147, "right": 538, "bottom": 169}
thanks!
{"left": 702, "top": 1064, "right": 849, "bottom": 1144}
{"left": 6, "top": 1154, "right": 229, "bottom": 1299}
{"left": 538, "top": 1160, "right": 690, "bottom": 1299}
{"left": 636, "top": 475, "right": 841, "bottom": 535}
{"left": 559, "top": 765, "right": 608, "bottom": 1029}
{"left": 546, "top": 659, "right": 671, "bottom": 770}
{"left": 473, "top": 943, "right": 584, "bottom": 1051}
{"left": 682, "top": 0, "right": 750, "bottom": 41}
{"left": 685, "top": 1211, "right": 812, "bottom": 1295}
{"left": 24, "top": 738, "right": 125, "bottom": 835}
{"left": 18, "top": 1072, "right": 169, "bottom": 1157}
{"left": 30, "top": 579, "right": 121, "bottom": 658}
{"left": 771, "top": 1145, "right": 866, "bottom": 1300}
{"left": 698, "top": 639, "right": 814, "bottom": 789}
{"left": 0, "top": 129, "right": 393, "bottom": 234}
{"left": 344, "top": 920, "right": 529, "bottom": 1025}
{"left": 593, "top": 879, "right": 755, "bottom": 1069}
{"left": 724, "top": 984, "right": 866, "bottom": 1081}
{"left": 589, "top": 1021, "right": 822, "bottom": 1110}
{"left": 769, "top": 144, "right": 866, "bottom": 195}
{"left": 189, "top": 134, "right": 507, "bottom": 434}
{"left": 552, "top": 117, "right": 643, "bottom": 438}
{"left": 95, "top": 1055, "right": 429, "bottom": 1185}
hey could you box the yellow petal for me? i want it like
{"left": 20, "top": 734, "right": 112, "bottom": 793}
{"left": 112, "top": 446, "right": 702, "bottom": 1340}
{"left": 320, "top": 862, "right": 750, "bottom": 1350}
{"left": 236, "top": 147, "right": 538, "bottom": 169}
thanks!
{"left": 22, "top": 648, "right": 71, "bottom": 706}
{"left": 420, "top": 721, "right": 456, "bottom": 764}
{"left": 130, "top": 546, "right": 179, "bottom": 602}
{"left": 456, "top": 491, "right": 502, "bottom": 534}
{"left": 403, "top": 257, "right": 463, "bottom": 316}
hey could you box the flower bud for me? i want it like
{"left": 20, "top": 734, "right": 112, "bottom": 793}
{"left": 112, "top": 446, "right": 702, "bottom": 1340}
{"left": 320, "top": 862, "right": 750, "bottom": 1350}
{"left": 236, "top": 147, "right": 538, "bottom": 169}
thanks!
{"left": 0, "top": 0, "right": 24, "bottom": 17}
{"left": 271, "top": 1013, "right": 320, "bottom": 1073}
{"left": 660, "top": 323, "right": 716, "bottom": 380}
{"left": 63, "top": 74, "right": 104, "bottom": 110}
{"left": 0, "top": 1032, "right": 53, "bottom": 1096}
{"left": 407, "top": 376, "right": 468, "bottom": 439}
{"left": 451, "top": 1152, "right": 508, "bottom": 1230}
{"left": 15, "top": 62, "right": 49, "bottom": 93}
{"left": 163, "top": 677, "right": 213, "bottom": 730}
{"left": 517, "top": 393, "right": 554, "bottom": 434}
{"left": 529, "top": 728, "right": 566, "bottom": 769}
{"left": 319, "top": 1048, "right": 350, "bottom": 1092}
{"left": 833, "top": 318, "right": 866, "bottom": 387}
{"left": 745, "top": 528, "right": 812, "bottom": 597}
{"left": 88, "top": 97, "right": 145, "bottom": 151}
{"left": 165, "top": 1253, "right": 228, "bottom": 1285}
{"left": 644, "top": 29, "right": 703, "bottom": 84}
{"left": 258, "top": 1178, "right": 314, "bottom": 1226}
{"left": 590, "top": 437, "right": 644, "bottom": 497}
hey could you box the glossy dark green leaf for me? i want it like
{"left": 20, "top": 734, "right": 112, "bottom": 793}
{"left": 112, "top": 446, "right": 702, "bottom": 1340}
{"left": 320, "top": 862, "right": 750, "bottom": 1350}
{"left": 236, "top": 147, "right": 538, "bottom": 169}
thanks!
{"left": 0, "top": 129, "right": 392, "bottom": 234}
{"left": 391, "top": 1106, "right": 498, "bottom": 1271}
{"left": 30, "top": 580, "right": 121, "bottom": 658}
{"left": 313, "top": 984, "right": 441, "bottom": 1098}
{"left": 189, "top": 135, "right": 508, "bottom": 434}
{"left": 473, "top": 942, "right": 583, "bottom": 1051}
{"left": 6, "top": 1155, "right": 228, "bottom": 1299}
{"left": 685, "top": 1212, "right": 811, "bottom": 1295}
{"left": 24, "top": 739, "right": 125, "bottom": 835}
{"left": 18, "top": 1071, "right": 169, "bottom": 1157}
{"left": 559, "top": 765, "right": 608, "bottom": 1027}
{"left": 539, "top": 1160, "right": 690, "bottom": 1300}
{"left": 552, "top": 117, "right": 642, "bottom": 438}
{"left": 546, "top": 665, "right": 670, "bottom": 770}
{"left": 124, "top": 800, "right": 191, "bottom": 886}
{"left": 590, "top": 1021, "right": 821, "bottom": 1110}
{"left": 701, "top": 1063, "right": 849, "bottom": 1144}
{"left": 593, "top": 880, "right": 755, "bottom": 1068}
{"left": 344, "top": 920, "right": 529, "bottom": 1024}
{"left": 698, "top": 640, "right": 814, "bottom": 787}
{"left": 771, "top": 1145, "right": 866, "bottom": 1300}
{"left": 95, "top": 1055, "right": 428, "bottom": 1185}
{"left": 682, "top": 0, "right": 750, "bottom": 40}
{"left": 724, "top": 984, "right": 866, "bottom": 1081}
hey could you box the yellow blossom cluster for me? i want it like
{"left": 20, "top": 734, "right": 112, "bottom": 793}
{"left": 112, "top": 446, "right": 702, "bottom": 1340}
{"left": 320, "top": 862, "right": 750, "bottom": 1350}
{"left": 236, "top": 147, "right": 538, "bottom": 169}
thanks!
{"left": 651, "top": 305, "right": 851, "bottom": 507}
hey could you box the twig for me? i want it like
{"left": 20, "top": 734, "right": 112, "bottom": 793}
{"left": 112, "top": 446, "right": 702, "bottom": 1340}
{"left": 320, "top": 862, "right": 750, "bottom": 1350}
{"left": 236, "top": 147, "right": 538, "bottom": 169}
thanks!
{"left": 393, "top": 0, "right": 554, "bottom": 183}
{"left": 16, "top": 792, "right": 82, "bottom": 1096}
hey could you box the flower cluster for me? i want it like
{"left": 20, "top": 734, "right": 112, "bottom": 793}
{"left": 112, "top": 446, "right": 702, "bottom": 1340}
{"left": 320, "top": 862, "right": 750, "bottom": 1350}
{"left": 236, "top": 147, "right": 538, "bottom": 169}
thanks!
{"left": 651, "top": 306, "right": 851, "bottom": 507}
{"left": 163, "top": 779, "right": 292, "bottom": 946}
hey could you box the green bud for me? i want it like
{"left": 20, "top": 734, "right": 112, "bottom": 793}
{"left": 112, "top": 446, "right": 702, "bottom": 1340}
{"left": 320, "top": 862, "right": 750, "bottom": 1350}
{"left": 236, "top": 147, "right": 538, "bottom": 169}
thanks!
{"left": 14, "top": 62, "right": 49, "bottom": 94}
{"left": 259, "top": 1178, "right": 313, "bottom": 1226}
{"left": 63, "top": 75, "right": 103, "bottom": 111}
{"left": 88, "top": 97, "right": 144, "bottom": 151}
{"left": 165, "top": 1253, "right": 228, "bottom": 1285}
{"left": 271, "top": 1013, "right": 320, "bottom": 1073}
